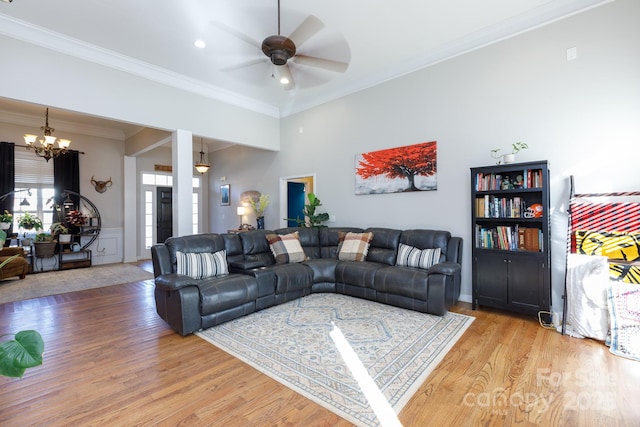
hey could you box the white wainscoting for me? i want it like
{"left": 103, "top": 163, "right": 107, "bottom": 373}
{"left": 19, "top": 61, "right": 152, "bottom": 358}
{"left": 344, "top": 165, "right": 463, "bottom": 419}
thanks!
{"left": 88, "top": 227, "right": 123, "bottom": 265}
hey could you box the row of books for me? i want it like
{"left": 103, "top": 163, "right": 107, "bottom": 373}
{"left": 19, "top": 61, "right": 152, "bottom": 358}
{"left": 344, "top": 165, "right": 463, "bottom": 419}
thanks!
{"left": 475, "top": 225, "right": 543, "bottom": 251}
{"left": 475, "top": 195, "right": 541, "bottom": 219}
{"left": 475, "top": 168, "right": 543, "bottom": 191}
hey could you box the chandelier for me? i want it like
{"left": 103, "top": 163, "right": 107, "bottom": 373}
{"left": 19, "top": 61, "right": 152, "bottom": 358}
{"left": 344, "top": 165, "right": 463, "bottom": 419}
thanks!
{"left": 24, "top": 108, "right": 71, "bottom": 162}
{"left": 194, "top": 137, "right": 210, "bottom": 174}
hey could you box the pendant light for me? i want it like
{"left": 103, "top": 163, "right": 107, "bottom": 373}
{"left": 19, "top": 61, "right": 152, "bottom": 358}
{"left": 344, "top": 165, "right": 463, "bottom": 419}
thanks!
{"left": 24, "top": 108, "right": 71, "bottom": 162}
{"left": 195, "top": 137, "right": 210, "bottom": 174}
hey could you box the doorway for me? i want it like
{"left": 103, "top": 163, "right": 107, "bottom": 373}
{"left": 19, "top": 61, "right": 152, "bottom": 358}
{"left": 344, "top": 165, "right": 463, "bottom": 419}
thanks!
{"left": 287, "top": 182, "right": 305, "bottom": 226}
{"left": 279, "top": 174, "right": 315, "bottom": 228}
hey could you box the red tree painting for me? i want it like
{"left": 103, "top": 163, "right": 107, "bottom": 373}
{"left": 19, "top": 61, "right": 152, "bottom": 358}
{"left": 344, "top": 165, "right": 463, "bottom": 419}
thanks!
{"left": 355, "top": 141, "right": 437, "bottom": 195}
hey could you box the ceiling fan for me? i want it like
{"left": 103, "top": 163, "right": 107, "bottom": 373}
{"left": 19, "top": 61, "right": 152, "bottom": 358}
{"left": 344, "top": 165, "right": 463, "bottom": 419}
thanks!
{"left": 215, "top": 0, "right": 350, "bottom": 89}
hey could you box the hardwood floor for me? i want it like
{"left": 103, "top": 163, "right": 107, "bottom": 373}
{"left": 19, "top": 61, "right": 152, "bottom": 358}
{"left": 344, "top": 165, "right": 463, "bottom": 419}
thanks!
{"left": 1, "top": 261, "right": 639, "bottom": 426}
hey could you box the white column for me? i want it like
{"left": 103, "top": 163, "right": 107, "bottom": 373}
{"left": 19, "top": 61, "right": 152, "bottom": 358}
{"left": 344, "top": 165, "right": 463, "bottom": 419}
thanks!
{"left": 172, "top": 129, "right": 194, "bottom": 237}
{"left": 123, "top": 155, "right": 137, "bottom": 262}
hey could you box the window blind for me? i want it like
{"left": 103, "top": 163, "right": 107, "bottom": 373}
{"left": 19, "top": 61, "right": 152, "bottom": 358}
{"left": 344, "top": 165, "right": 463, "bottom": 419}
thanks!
{"left": 14, "top": 149, "right": 54, "bottom": 186}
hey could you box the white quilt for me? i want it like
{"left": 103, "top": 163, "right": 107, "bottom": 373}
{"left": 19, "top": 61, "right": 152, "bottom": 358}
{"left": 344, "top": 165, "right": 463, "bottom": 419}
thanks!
{"left": 564, "top": 254, "right": 610, "bottom": 340}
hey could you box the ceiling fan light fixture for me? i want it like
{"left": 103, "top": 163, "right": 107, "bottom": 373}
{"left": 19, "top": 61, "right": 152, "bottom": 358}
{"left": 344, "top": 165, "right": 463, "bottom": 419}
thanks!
{"left": 261, "top": 35, "right": 296, "bottom": 66}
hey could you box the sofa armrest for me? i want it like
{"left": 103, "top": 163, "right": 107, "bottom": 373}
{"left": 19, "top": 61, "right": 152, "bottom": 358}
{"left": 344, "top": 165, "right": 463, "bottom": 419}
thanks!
{"left": 427, "top": 261, "right": 462, "bottom": 314}
{"left": 151, "top": 244, "right": 173, "bottom": 278}
{"left": 445, "top": 237, "right": 463, "bottom": 264}
{"left": 229, "top": 259, "right": 267, "bottom": 272}
{"left": 155, "top": 273, "right": 199, "bottom": 292}
{"left": 428, "top": 261, "right": 461, "bottom": 276}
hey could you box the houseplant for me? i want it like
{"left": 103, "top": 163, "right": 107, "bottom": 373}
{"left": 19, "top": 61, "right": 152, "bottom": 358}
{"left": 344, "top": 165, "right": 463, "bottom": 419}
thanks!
{"left": 249, "top": 194, "right": 270, "bottom": 229}
{"left": 287, "top": 193, "right": 330, "bottom": 228}
{"left": 0, "top": 210, "right": 12, "bottom": 230}
{"left": 17, "top": 212, "right": 43, "bottom": 231}
{"left": 51, "top": 222, "right": 71, "bottom": 244}
{"left": 491, "top": 141, "right": 528, "bottom": 164}
{"left": 34, "top": 232, "right": 57, "bottom": 258}
{"left": 0, "top": 329, "right": 44, "bottom": 378}
{"left": 0, "top": 255, "right": 45, "bottom": 378}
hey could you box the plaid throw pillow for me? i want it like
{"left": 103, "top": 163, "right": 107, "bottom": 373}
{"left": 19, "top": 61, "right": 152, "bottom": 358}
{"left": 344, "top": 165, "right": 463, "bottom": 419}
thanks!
{"left": 266, "top": 231, "right": 307, "bottom": 264}
{"left": 337, "top": 231, "right": 374, "bottom": 262}
{"left": 176, "top": 250, "right": 228, "bottom": 279}
{"left": 395, "top": 243, "right": 441, "bottom": 270}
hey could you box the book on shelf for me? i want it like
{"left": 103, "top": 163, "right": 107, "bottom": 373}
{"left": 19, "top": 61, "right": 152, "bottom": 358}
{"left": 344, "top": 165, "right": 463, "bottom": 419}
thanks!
{"left": 475, "top": 195, "right": 528, "bottom": 218}
{"left": 475, "top": 225, "right": 542, "bottom": 251}
{"left": 475, "top": 168, "right": 543, "bottom": 191}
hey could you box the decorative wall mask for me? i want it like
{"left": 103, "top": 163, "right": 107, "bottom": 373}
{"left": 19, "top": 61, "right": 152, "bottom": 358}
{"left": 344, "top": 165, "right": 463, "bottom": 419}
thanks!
{"left": 91, "top": 176, "right": 112, "bottom": 193}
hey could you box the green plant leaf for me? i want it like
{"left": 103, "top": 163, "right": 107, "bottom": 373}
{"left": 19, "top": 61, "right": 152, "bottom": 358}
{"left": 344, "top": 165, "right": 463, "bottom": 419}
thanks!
{"left": 0, "top": 330, "right": 44, "bottom": 378}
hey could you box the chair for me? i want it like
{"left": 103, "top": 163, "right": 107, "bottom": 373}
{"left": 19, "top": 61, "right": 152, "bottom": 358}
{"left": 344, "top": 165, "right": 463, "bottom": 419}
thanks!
{"left": 0, "top": 247, "right": 29, "bottom": 280}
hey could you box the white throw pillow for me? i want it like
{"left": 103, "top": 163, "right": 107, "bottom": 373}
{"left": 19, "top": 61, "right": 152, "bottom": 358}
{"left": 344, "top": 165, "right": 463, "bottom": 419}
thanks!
{"left": 395, "top": 244, "right": 441, "bottom": 270}
{"left": 176, "top": 250, "right": 228, "bottom": 279}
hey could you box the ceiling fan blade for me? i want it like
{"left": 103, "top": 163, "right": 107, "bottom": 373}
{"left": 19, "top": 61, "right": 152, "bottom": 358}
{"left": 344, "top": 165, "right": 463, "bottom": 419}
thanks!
{"left": 287, "top": 15, "right": 324, "bottom": 48}
{"left": 211, "top": 20, "right": 261, "bottom": 49}
{"left": 276, "top": 64, "right": 296, "bottom": 90}
{"left": 292, "top": 55, "right": 349, "bottom": 73}
{"left": 220, "top": 58, "right": 268, "bottom": 72}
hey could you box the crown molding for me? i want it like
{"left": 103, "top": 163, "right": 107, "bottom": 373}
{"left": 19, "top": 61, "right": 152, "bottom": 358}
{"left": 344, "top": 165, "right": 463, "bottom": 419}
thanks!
{"left": 0, "top": 14, "right": 280, "bottom": 118}
{"left": 279, "top": 0, "right": 612, "bottom": 117}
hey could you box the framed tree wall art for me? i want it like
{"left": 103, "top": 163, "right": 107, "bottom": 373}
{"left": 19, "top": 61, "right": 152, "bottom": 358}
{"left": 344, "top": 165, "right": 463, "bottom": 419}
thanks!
{"left": 355, "top": 141, "right": 437, "bottom": 195}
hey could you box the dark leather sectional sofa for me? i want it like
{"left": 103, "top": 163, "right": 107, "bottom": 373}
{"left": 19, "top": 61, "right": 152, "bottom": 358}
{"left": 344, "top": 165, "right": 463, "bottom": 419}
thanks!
{"left": 151, "top": 227, "right": 462, "bottom": 336}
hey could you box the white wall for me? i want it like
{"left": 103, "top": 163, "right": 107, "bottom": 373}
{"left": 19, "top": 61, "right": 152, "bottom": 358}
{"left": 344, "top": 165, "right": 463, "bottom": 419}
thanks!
{"left": 0, "top": 35, "right": 280, "bottom": 151}
{"left": 211, "top": 0, "right": 640, "bottom": 309}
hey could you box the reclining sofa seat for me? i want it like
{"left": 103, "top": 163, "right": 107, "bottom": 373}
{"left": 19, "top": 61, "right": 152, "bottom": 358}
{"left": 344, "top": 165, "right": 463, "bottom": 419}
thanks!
{"left": 152, "top": 233, "right": 260, "bottom": 336}
{"left": 151, "top": 227, "right": 462, "bottom": 336}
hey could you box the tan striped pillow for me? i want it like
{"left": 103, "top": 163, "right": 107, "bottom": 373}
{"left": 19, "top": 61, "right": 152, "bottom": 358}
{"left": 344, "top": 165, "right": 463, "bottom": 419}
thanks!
{"left": 337, "top": 232, "right": 374, "bottom": 262}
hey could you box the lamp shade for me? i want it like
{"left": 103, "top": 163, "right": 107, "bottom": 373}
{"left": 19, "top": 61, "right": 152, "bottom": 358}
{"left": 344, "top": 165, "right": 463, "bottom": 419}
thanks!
{"left": 237, "top": 206, "right": 246, "bottom": 216}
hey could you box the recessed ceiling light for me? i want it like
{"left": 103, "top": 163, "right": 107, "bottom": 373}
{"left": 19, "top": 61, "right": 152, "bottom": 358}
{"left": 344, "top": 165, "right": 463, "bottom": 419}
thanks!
{"left": 194, "top": 40, "right": 206, "bottom": 49}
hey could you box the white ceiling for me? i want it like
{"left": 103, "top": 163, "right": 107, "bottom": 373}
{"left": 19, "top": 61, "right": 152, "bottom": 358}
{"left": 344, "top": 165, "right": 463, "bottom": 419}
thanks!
{"left": 0, "top": 0, "right": 609, "bottom": 139}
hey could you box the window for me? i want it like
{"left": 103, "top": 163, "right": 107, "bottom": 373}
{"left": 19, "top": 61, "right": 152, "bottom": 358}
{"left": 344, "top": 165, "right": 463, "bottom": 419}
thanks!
{"left": 12, "top": 150, "right": 54, "bottom": 232}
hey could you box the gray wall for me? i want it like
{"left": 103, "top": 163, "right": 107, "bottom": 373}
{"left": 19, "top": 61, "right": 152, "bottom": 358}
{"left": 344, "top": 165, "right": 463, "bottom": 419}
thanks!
{"left": 210, "top": 0, "right": 640, "bottom": 308}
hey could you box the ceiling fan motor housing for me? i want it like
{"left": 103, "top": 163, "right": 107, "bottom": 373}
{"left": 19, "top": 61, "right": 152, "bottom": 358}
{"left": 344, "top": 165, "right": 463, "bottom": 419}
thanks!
{"left": 262, "top": 35, "right": 296, "bottom": 65}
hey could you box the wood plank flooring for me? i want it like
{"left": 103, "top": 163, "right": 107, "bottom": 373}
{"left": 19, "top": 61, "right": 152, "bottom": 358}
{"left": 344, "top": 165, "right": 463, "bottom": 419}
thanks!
{"left": 1, "top": 261, "right": 639, "bottom": 426}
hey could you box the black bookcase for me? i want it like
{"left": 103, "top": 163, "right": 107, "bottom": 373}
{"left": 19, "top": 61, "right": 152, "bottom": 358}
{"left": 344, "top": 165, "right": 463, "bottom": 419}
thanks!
{"left": 470, "top": 160, "right": 551, "bottom": 316}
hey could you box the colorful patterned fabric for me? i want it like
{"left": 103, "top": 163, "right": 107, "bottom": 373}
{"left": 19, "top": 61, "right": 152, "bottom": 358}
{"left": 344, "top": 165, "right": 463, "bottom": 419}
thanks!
{"left": 176, "top": 250, "right": 228, "bottom": 279}
{"left": 607, "top": 282, "right": 640, "bottom": 361}
{"left": 575, "top": 230, "right": 640, "bottom": 283}
{"left": 337, "top": 231, "right": 374, "bottom": 262}
{"left": 266, "top": 231, "right": 306, "bottom": 264}
{"left": 575, "top": 230, "right": 640, "bottom": 260}
{"left": 395, "top": 244, "right": 441, "bottom": 270}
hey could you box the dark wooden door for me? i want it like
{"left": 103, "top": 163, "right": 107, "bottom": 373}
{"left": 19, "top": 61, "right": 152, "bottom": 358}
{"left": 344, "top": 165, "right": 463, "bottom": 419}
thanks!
{"left": 474, "top": 251, "right": 508, "bottom": 309}
{"left": 157, "top": 187, "right": 172, "bottom": 244}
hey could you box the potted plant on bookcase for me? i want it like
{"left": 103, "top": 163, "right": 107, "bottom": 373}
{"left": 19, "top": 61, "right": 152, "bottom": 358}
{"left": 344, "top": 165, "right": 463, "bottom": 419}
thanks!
{"left": 491, "top": 142, "right": 528, "bottom": 164}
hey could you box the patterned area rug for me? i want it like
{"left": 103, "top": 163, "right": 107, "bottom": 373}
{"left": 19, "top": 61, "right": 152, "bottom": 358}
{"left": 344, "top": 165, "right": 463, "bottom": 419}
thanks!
{"left": 197, "top": 293, "right": 474, "bottom": 426}
{"left": 0, "top": 263, "right": 154, "bottom": 304}
{"left": 607, "top": 282, "right": 640, "bottom": 361}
